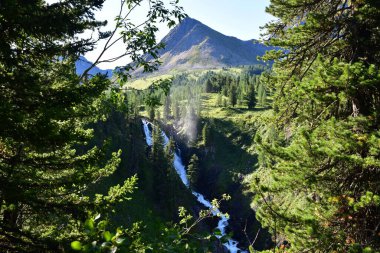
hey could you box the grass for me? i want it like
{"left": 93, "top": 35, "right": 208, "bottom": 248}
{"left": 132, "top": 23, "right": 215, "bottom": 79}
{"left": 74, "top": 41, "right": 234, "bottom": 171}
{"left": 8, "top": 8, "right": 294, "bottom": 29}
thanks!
{"left": 124, "top": 67, "right": 244, "bottom": 90}
{"left": 125, "top": 74, "right": 173, "bottom": 90}
{"left": 202, "top": 93, "right": 273, "bottom": 146}
{"left": 199, "top": 93, "right": 270, "bottom": 175}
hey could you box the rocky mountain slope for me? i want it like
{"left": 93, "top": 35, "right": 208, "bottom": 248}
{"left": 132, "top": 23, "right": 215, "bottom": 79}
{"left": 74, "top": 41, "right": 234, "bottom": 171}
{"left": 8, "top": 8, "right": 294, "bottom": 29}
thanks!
{"left": 140, "top": 17, "right": 270, "bottom": 75}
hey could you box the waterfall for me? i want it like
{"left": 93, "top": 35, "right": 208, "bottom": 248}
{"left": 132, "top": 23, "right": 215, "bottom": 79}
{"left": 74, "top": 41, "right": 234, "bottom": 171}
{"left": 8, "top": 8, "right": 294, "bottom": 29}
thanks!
{"left": 142, "top": 119, "right": 247, "bottom": 253}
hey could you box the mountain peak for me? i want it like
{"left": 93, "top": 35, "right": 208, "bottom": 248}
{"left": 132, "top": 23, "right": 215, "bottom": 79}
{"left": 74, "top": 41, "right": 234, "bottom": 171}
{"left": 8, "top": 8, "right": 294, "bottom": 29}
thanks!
{"left": 178, "top": 17, "right": 202, "bottom": 28}
{"left": 161, "top": 17, "right": 208, "bottom": 50}
{"left": 168, "top": 17, "right": 204, "bottom": 33}
{"left": 136, "top": 17, "right": 271, "bottom": 76}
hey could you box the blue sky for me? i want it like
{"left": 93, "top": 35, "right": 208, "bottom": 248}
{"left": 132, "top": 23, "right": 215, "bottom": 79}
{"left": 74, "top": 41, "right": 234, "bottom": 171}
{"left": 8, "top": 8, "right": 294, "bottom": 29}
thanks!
{"left": 176, "top": 0, "right": 273, "bottom": 41}
{"left": 46, "top": 0, "right": 274, "bottom": 68}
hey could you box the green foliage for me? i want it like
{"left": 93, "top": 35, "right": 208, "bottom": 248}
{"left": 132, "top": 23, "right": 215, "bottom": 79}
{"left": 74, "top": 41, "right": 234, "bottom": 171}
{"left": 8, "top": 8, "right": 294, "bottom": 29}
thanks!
{"left": 246, "top": 83, "right": 257, "bottom": 109}
{"left": 223, "top": 98, "right": 228, "bottom": 108}
{"left": 0, "top": 0, "right": 186, "bottom": 251}
{"left": 205, "top": 79, "right": 213, "bottom": 93}
{"left": 177, "top": 195, "right": 232, "bottom": 245}
{"left": 257, "top": 80, "right": 266, "bottom": 107}
{"left": 163, "top": 95, "right": 172, "bottom": 120}
{"left": 70, "top": 214, "right": 145, "bottom": 253}
{"left": 143, "top": 76, "right": 274, "bottom": 249}
{"left": 216, "top": 93, "right": 223, "bottom": 107}
{"left": 150, "top": 125, "right": 185, "bottom": 217}
{"left": 202, "top": 123, "right": 212, "bottom": 147}
{"left": 187, "top": 154, "right": 200, "bottom": 187}
{"left": 250, "top": 0, "right": 380, "bottom": 252}
{"left": 169, "top": 66, "right": 267, "bottom": 111}
{"left": 71, "top": 241, "right": 82, "bottom": 251}
{"left": 229, "top": 85, "right": 238, "bottom": 107}
{"left": 144, "top": 78, "right": 173, "bottom": 121}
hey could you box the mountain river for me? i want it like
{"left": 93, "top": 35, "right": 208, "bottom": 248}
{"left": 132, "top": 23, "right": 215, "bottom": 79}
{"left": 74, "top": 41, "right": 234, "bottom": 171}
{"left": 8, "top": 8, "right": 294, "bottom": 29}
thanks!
{"left": 142, "top": 119, "right": 247, "bottom": 253}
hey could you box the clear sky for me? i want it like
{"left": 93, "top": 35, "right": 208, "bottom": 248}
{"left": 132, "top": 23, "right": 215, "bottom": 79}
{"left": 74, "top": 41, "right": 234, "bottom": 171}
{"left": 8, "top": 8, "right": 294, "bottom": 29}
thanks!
{"left": 176, "top": 0, "right": 273, "bottom": 41}
{"left": 46, "top": 0, "right": 274, "bottom": 68}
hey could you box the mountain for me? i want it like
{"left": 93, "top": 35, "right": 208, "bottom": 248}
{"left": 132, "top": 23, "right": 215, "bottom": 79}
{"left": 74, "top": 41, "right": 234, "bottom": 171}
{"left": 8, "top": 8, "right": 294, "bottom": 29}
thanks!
{"left": 138, "top": 17, "right": 271, "bottom": 75}
{"left": 75, "top": 56, "right": 113, "bottom": 77}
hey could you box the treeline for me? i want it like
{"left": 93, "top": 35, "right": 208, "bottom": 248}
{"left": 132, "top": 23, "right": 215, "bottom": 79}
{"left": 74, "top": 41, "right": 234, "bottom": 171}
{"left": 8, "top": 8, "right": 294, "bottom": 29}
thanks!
{"left": 135, "top": 66, "right": 269, "bottom": 146}
{"left": 171, "top": 65, "right": 269, "bottom": 109}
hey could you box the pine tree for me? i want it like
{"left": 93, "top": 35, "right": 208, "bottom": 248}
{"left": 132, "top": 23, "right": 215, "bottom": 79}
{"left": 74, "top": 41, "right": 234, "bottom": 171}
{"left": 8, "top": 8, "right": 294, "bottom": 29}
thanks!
{"left": 202, "top": 123, "right": 212, "bottom": 147}
{"left": 229, "top": 85, "right": 238, "bottom": 107}
{"left": 187, "top": 154, "right": 200, "bottom": 188}
{"left": 260, "top": 88, "right": 266, "bottom": 107}
{"left": 246, "top": 83, "right": 257, "bottom": 109}
{"left": 149, "top": 106, "right": 155, "bottom": 121}
{"left": 205, "top": 79, "right": 213, "bottom": 93}
{"left": 250, "top": 1, "right": 380, "bottom": 252}
{"left": 222, "top": 86, "right": 228, "bottom": 97}
{"left": 257, "top": 81, "right": 266, "bottom": 107}
{"left": 164, "top": 139, "right": 183, "bottom": 218}
{"left": 163, "top": 94, "right": 171, "bottom": 120}
{"left": 151, "top": 126, "right": 168, "bottom": 205}
{"left": 0, "top": 0, "right": 186, "bottom": 251}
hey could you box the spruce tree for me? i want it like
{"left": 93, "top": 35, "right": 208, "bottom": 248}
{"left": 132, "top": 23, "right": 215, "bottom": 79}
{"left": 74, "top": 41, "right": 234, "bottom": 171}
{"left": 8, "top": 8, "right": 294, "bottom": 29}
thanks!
{"left": 151, "top": 126, "right": 168, "bottom": 205}
{"left": 229, "top": 85, "right": 238, "bottom": 107}
{"left": 187, "top": 154, "right": 200, "bottom": 188}
{"left": 164, "top": 139, "right": 182, "bottom": 218}
{"left": 257, "top": 81, "right": 266, "bottom": 107}
{"left": 246, "top": 83, "right": 257, "bottom": 110}
{"left": 250, "top": 1, "right": 380, "bottom": 252}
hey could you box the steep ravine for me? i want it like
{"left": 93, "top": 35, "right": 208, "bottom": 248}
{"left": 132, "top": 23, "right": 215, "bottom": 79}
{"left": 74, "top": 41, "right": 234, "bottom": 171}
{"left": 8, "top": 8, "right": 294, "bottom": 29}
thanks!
{"left": 155, "top": 120, "right": 273, "bottom": 251}
{"left": 142, "top": 119, "right": 247, "bottom": 253}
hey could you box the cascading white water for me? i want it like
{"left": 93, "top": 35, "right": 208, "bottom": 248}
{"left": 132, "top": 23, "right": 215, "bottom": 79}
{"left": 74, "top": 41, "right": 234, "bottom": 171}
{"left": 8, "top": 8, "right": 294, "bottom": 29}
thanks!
{"left": 142, "top": 119, "right": 247, "bottom": 253}
{"left": 142, "top": 120, "right": 153, "bottom": 146}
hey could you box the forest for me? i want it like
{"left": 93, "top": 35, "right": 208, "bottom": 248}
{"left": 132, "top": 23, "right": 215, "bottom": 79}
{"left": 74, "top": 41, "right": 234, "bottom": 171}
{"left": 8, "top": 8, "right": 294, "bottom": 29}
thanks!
{"left": 0, "top": 0, "right": 379, "bottom": 253}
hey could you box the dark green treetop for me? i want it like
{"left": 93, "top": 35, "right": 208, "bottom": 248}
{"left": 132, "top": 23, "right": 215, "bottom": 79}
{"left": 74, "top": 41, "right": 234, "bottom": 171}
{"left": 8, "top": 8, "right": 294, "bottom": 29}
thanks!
{"left": 246, "top": 83, "right": 257, "bottom": 110}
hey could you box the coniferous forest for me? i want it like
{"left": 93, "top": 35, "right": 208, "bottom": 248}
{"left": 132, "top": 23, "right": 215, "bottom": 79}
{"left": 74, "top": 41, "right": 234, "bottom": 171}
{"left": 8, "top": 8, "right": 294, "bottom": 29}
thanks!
{"left": 0, "top": 0, "right": 379, "bottom": 253}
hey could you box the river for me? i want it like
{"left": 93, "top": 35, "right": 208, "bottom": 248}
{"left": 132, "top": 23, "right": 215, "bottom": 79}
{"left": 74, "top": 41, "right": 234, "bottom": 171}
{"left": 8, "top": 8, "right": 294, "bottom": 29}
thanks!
{"left": 142, "top": 119, "right": 247, "bottom": 253}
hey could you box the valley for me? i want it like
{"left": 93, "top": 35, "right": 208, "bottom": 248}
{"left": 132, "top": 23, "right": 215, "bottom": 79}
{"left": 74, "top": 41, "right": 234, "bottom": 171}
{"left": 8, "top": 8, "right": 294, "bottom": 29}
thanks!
{"left": 2, "top": 1, "right": 379, "bottom": 252}
{"left": 80, "top": 17, "right": 276, "bottom": 252}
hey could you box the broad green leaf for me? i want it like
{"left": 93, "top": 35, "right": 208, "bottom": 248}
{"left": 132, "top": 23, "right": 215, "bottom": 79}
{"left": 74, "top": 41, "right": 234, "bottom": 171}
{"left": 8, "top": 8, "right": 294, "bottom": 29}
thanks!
{"left": 103, "top": 231, "right": 112, "bottom": 242}
{"left": 71, "top": 241, "right": 82, "bottom": 251}
{"left": 84, "top": 218, "right": 94, "bottom": 232}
